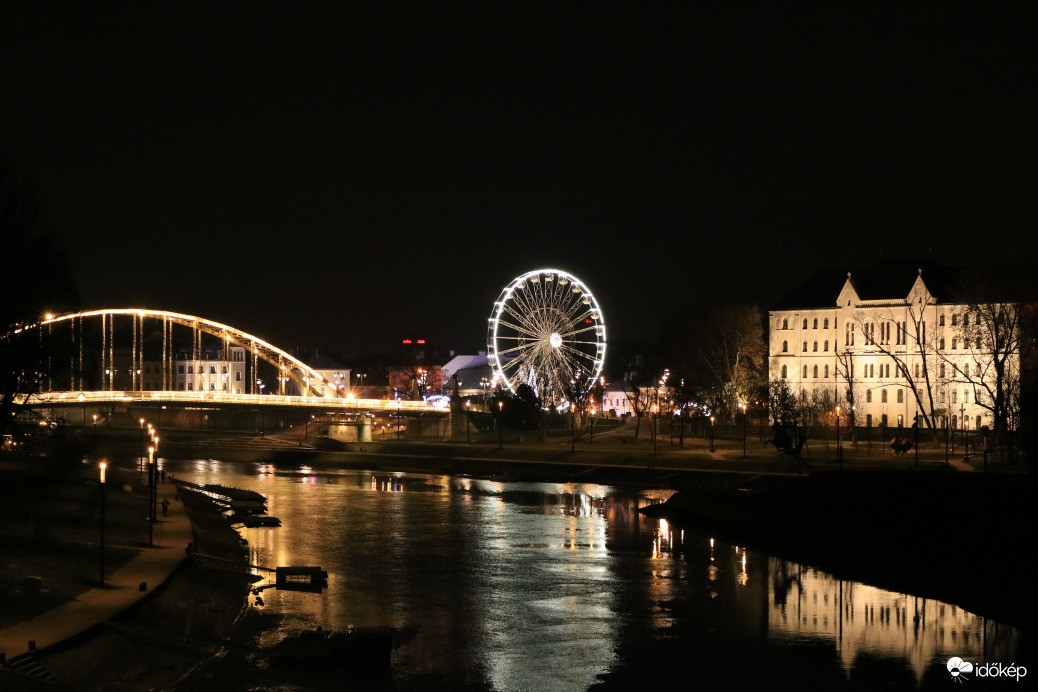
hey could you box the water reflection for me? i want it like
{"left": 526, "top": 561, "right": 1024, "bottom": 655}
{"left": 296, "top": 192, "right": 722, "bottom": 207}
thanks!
{"left": 769, "top": 562, "right": 1019, "bottom": 684}
{"left": 163, "top": 459, "right": 1021, "bottom": 691}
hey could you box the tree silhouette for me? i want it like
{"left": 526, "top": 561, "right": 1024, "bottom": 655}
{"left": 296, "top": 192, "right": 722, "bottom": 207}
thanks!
{"left": 0, "top": 161, "right": 78, "bottom": 436}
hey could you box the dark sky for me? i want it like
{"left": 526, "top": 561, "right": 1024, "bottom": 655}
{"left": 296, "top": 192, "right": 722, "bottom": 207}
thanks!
{"left": 2, "top": 4, "right": 1034, "bottom": 360}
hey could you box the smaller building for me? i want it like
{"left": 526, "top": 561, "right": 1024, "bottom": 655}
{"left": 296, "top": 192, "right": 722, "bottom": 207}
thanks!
{"left": 165, "top": 346, "right": 248, "bottom": 394}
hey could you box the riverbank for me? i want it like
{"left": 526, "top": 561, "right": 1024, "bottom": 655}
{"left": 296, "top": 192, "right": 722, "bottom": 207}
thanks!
{"left": 0, "top": 455, "right": 253, "bottom": 692}
{"left": 37, "top": 488, "right": 252, "bottom": 691}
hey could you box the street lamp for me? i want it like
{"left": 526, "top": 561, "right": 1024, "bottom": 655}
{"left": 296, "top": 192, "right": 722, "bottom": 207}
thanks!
{"left": 835, "top": 405, "right": 842, "bottom": 471}
{"left": 741, "top": 403, "right": 748, "bottom": 458}
{"left": 99, "top": 462, "right": 107, "bottom": 586}
{"left": 147, "top": 445, "right": 155, "bottom": 546}
{"left": 139, "top": 418, "right": 146, "bottom": 477}
{"left": 961, "top": 402, "right": 967, "bottom": 461}
{"left": 498, "top": 400, "right": 504, "bottom": 450}
{"left": 92, "top": 413, "right": 98, "bottom": 448}
{"left": 709, "top": 415, "right": 715, "bottom": 453}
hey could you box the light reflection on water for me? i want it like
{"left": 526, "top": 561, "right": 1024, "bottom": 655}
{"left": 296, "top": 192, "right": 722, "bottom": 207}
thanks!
{"left": 166, "top": 459, "right": 1023, "bottom": 691}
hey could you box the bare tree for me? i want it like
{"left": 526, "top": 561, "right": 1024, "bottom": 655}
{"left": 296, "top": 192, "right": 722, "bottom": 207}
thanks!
{"left": 850, "top": 292, "right": 943, "bottom": 445}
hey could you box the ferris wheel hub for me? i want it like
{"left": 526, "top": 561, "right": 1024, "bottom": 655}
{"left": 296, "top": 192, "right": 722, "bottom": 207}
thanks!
{"left": 549, "top": 332, "right": 562, "bottom": 348}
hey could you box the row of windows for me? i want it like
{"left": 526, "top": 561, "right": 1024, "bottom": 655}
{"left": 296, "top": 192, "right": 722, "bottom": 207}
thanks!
{"left": 780, "top": 317, "right": 832, "bottom": 330}
{"left": 780, "top": 312, "right": 980, "bottom": 333}
{"left": 175, "top": 382, "right": 244, "bottom": 392}
{"left": 781, "top": 340, "right": 833, "bottom": 353}
{"left": 177, "top": 364, "right": 238, "bottom": 375}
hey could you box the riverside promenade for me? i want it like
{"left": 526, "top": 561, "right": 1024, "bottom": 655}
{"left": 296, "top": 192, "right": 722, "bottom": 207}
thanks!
{"left": 0, "top": 488, "right": 193, "bottom": 664}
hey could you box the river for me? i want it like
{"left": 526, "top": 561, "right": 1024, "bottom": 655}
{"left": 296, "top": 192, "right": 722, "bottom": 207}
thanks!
{"left": 164, "top": 458, "right": 1025, "bottom": 691}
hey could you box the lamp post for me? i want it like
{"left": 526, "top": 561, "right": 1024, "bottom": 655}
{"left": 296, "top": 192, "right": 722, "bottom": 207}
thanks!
{"left": 465, "top": 400, "right": 471, "bottom": 444}
{"left": 99, "top": 462, "right": 106, "bottom": 586}
{"left": 92, "top": 413, "right": 98, "bottom": 449}
{"left": 741, "top": 403, "right": 748, "bottom": 458}
{"left": 709, "top": 415, "right": 715, "bottom": 453}
{"left": 139, "top": 418, "right": 146, "bottom": 477}
{"left": 498, "top": 400, "right": 504, "bottom": 450}
{"left": 913, "top": 412, "right": 919, "bottom": 470}
{"left": 835, "top": 406, "right": 842, "bottom": 471}
{"left": 961, "top": 402, "right": 967, "bottom": 461}
{"left": 147, "top": 445, "right": 155, "bottom": 547}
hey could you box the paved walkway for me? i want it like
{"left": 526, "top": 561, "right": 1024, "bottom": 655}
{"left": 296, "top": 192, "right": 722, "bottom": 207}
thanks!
{"left": 0, "top": 484, "right": 194, "bottom": 661}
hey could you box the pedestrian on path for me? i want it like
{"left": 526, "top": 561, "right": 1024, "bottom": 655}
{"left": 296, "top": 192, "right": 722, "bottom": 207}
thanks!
{"left": 162, "top": 497, "right": 170, "bottom": 517}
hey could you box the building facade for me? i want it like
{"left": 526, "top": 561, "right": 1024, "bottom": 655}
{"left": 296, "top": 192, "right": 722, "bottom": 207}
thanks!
{"left": 769, "top": 262, "right": 1017, "bottom": 433}
{"left": 165, "top": 346, "right": 248, "bottom": 394}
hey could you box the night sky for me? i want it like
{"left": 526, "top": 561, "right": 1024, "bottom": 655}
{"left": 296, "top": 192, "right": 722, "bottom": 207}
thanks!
{"left": 2, "top": 5, "right": 1035, "bottom": 361}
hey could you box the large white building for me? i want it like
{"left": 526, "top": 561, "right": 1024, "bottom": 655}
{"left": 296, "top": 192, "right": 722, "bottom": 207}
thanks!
{"left": 769, "top": 261, "right": 1018, "bottom": 433}
{"left": 169, "top": 346, "right": 248, "bottom": 394}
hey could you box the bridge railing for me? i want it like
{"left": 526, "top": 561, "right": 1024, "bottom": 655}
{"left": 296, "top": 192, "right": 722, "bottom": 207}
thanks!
{"left": 17, "top": 391, "right": 445, "bottom": 412}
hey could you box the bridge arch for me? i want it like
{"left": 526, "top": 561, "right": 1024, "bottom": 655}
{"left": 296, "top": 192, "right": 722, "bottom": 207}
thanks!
{"left": 38, "top": 308, "right": 345, "bottom": 398}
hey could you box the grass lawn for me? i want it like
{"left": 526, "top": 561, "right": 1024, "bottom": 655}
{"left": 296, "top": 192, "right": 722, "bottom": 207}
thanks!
{"left": 0, "top": 458, "right": 151, "bottom": 628}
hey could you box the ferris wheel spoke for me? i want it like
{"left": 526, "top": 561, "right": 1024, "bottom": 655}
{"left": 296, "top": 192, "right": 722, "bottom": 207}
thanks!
{"left": 496, "top": 319, "right": 544, "bottom": 340}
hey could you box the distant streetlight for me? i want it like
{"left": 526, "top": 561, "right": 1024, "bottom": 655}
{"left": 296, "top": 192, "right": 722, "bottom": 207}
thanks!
{"left": 99, "top": 461, "right": 107, "bottom": 586}
{"left": 92, "top": 413, "right": 98, "bottom": 447}
{"left": 499, "top": 400, "right": 504, "bottom": 450}
{"left": 709, "top": 415, "right": 715, "bottom": 453}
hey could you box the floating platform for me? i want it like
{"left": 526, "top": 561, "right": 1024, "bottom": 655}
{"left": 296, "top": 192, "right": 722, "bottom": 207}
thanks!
{"left": 276, "top": 565, "right": 328, "bottom": 591}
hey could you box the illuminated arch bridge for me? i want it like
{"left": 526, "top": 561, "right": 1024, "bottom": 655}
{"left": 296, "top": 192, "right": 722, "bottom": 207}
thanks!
{"left": 18, "top": 308, "right": 440, "bottom": 413}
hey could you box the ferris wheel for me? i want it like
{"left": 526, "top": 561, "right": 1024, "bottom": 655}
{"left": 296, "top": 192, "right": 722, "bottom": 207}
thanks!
{"left": 487, "top": 268, "right": 606, "bottom": 406}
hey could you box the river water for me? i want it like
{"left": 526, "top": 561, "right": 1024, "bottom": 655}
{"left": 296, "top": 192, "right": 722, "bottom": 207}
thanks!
{"left": 163, "top": 458, "right": 1025, "bottom": 691}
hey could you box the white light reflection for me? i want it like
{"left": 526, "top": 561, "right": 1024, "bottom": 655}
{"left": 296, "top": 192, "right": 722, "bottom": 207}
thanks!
{"left": 767, "top": 558, "right": 1019, "bottom": 683}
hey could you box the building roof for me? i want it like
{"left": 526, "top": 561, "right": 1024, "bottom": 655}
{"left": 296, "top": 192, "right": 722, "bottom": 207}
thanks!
{"left": 772, "top": 258, "right": 964, "bottom": 311}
